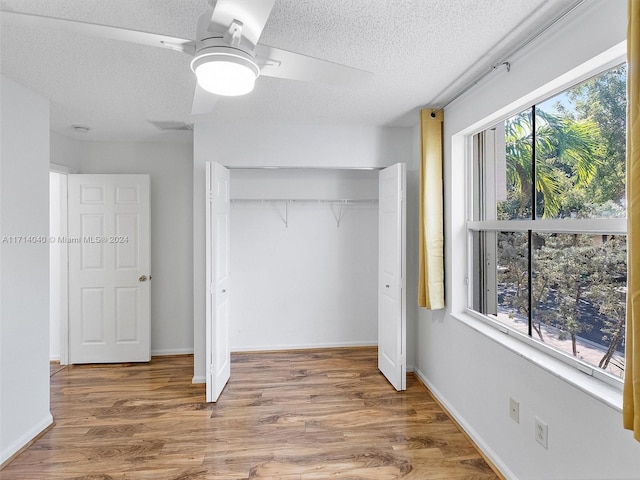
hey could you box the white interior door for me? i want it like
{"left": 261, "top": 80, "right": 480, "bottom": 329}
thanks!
{"left": 68, "top": 174, "right": 151, "bottom": 364}
{"left": 206, "top": 162, "right": 231, "bottom": 402}
{"left": 378, "top": 163, "right": 406, "bottom": 391}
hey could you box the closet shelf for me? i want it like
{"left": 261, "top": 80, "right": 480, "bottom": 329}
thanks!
{"left": 229, "top": 198, "right": 378, "bottom": 228}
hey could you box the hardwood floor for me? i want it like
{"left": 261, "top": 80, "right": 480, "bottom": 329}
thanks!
{"left": 2, "top": 348, "right": 500, "bottom": 479}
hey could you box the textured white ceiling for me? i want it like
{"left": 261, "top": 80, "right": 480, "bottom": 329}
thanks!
{"left": 0, "top": 0, "right": 580, "bottom": 142}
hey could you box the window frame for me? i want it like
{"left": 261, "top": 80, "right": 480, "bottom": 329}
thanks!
{"left": 464, "top": 55, "right": 628, "bottom": 391}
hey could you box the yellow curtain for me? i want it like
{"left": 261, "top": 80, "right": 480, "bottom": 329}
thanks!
{"left": 418, "top": 109, "right": 445, "bottom": 309}
{"left": 624, "top": 0, "right": 640, "bottom": 441}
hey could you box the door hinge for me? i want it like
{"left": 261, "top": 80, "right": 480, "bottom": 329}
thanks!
{"left": 208, "top": 283, "right": 214, "bottom": 294}
{"left": 209, "top": 364, "right": 215, "bottom": 375}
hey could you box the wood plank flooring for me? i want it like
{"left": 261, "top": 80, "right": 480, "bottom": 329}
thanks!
{"left": 1, "top": 348, "right": 500, "bottom": 479}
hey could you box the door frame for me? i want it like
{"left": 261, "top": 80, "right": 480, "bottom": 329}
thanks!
{"left": 49, "top": 165, "right": 74, "bottom": 366}
{"left": 201, "top": 165, "right": 407, "bottom": 400}
{"left": 50, "top": 169, "right": 152, "bottom": 365}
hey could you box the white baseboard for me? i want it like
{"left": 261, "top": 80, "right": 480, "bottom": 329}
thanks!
{"left": 414, "top": 368, "right": 516, "bottom": 480}
{"left": 1, "top": 413, "right": 53, "bottom": 465}
{"left": 231, "top": 341, "right": 377, "bottom": 353}
{"left": 192, "top": 375, "right": 206, "bottom": 384}
{"left": 50, "top": 350, "right": 194, "bottom": 363}
{"left": 151, "top": 348, "right": 194, "bottom": 356}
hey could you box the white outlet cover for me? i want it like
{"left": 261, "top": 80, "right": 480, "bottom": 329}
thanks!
{"left": 509, "top": 397, "right": 520, "bottom": 423}
{"left": 535, "top": 417, "right": 548, "bottom": 449}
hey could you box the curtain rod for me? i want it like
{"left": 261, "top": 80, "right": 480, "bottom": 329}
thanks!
{"left": 429, "top": 0, "right": 587, "bottom": 114}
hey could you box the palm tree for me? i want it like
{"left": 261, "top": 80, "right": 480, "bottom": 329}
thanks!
{"left": 504, "top": 110, "right": 534, "bottom": 218}
{"left": 503, "top": 108, "right": 600, "bottom": 218}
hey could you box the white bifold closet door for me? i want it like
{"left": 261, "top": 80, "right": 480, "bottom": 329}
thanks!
{"left": 378, "top": 163, "right": 407, "bottom": 391}
{"left": 205, "top": 162, "right": 231, "bottom": 402}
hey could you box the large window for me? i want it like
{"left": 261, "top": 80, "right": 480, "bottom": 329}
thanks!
{"left": 469, "top": 64, "right": 627, "bottom": 381}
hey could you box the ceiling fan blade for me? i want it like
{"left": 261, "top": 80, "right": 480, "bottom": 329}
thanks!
{"left": 191, "top": 83, "right": 219, "bottom": 115}
{"left": 208, "top": 0, "right": 276, "bottom": 48}
{"left": 255, "top": 45, "right": 373, "bottom": 88}
{"left": 0, "top": 10, "right": 196, "bottom": 54}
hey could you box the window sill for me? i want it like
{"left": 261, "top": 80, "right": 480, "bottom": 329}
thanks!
{"left": 450, "top": 310, "right": 623, "bottom": 413}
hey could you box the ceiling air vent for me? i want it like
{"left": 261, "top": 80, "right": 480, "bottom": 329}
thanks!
{"left": 148, "top": 120, "right": 193, "bottom": 131}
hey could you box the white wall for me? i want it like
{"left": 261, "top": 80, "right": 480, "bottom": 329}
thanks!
{"left": 416, "top": 1, "right": 640, "bottom": 479}
{"left": 78, "top": 141, "right": 194, "bottom": 355}
{"left": 50, "top": 132, "right": 83, "bottom": 172}
{"left": 230, "top": 169, "right": 379, "bottom": 351}
{"left": 406, "top": 127, "right": 421, "bottom": 370}
{"left": 193, "top": 124, "right": 414, "bottom": 381}
{"left": 0, "top": 76, "right": 53, "bottom": 464}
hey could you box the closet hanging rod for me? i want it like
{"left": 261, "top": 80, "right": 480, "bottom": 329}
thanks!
{"left": 225, "top": 166, "right": 384, "bottom": 171}
{"left": 230, "top": 198, "right": 379, "bottom": 204}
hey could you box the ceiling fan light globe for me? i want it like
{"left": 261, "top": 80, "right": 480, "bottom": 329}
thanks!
{"left": 191, "top": 48, "right": 260, "bottom": 97}
{"left": 196, "top": 61, "right": 256, "bottom": 96}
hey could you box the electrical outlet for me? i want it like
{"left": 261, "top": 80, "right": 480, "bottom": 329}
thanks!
{"left": 509, "top": 397, "right": 519, "bottom": 423}
{"left": 535, "top": 417, "right": 548, "bottom": 449}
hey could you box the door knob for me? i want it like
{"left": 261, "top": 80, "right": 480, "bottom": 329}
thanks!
{"left": 139, "top": 275, "right": 148, "bottom": 282}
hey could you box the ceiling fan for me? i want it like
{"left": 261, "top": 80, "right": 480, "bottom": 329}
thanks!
{"left": 0, "top": 0, "right": 373, "bottom": 115}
